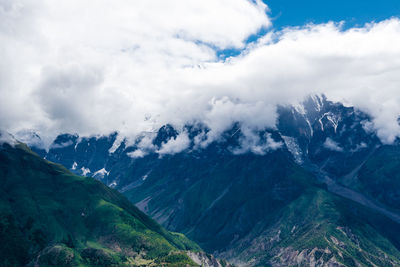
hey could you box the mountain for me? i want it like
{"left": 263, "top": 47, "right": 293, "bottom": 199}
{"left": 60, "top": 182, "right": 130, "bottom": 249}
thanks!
{"left": 277, "top": 95, "right": 400, "bottom": 220}
{"left": 118, "top": 140, "right": 400, "bottom": 266}
{"left": 0, "top": 139, "right": 226, "bottom": 266}
{"left": 23, "top": 95, "right": 400, "bottom": 266}
{"left": 277, "top": 95, "right": 381, "bottom": 177}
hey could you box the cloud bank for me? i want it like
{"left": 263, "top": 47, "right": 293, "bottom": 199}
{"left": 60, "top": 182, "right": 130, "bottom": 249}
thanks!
{"left": 1, "top": 0, "right": 400, "bottom": 147}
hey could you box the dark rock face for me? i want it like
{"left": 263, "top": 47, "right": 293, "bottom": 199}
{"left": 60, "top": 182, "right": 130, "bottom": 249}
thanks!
{"left": 278, "top": 95, "right": 381, "bottom": 177}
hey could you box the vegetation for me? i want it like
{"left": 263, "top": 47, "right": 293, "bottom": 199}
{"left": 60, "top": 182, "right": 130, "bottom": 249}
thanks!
{"left": 0, "top": 143, "right": 199, "bottom": 266}
{"left": 229, "top": 183, "right": 400, "bottom": 266}
{"left": 123, "top": 143, "right": 400, "bottom": 266}
{"left": 357, "top": 145, "right": 400, "bottom": 210}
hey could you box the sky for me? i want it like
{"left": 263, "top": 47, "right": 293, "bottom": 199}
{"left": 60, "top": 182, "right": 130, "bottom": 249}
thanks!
{"left": 1, "top": 0, "right": 400, "bottom": 151}
{"left": 265, "top": 0, "right": 400, "bottom": 29}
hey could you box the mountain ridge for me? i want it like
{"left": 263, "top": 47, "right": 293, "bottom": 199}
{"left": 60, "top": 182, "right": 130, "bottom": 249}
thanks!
{"left": 14, "top": 95, "right": 400, "bottom": 266}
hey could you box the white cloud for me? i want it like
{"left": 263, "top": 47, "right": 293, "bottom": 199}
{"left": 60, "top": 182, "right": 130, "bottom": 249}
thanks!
{"left": 50, "top": 140, "right": 73, "bottom": 149}
{"left": 323, "top": 138, "right": 343, "bottom": 152}
{"left": 0, "top": 130, "right": 17, "bottom": 146}
{"left": 0, "top": 0, "right": 270, "bottom": 141}
{"left": 127, "top": 149, "right": 147, "bottom": 159}
{"left": 157, "top": 131, "right": 190, "bottom": 155}
{"left": 232, "top": 129, "right": 282, "bottom": 155}
{"left": 127, "top": 133, "right": 157, "bottom": 158}
{"left": 1, "top": 0, "right": 400, "bottom": 149}
{"left": 14, "top": 130, "right": 44, "bottom": 148}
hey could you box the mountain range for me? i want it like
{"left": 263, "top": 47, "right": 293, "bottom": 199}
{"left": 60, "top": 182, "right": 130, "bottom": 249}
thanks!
{"left": 7, "top": 95, "right": 400, "bottom": 266}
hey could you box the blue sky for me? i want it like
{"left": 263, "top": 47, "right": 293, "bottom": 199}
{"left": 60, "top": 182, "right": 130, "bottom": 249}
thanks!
{"left": 217, "top": 0, "right": 400, "bottom": 59}
{"left": 264, "top": 0, "right": 400, "bottom": 29}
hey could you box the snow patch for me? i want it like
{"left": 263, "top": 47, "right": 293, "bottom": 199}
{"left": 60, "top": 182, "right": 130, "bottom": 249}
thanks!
{"left": 80, "top": 167, "right": 91, "bottom": 176}
{"left": 293, "top": 103, "right": 306, "bottom": 115}
{"left": 318, "top": 118, "right": 324, "bottom": 131}
{"left": 321, "top": 112, "right": 339, "bottom": 133}
{"left": 282, "top": 136, "right": 303, "bottom": 164}
{"left": 74, "top": 137, "right": 82, "bottom": 150}
{"left": 326, "top": 113, "right": 339, "bottom": 133}
{"left": 306, "top": 119, "right": 313, "bottom": 137}
{"left": 71, "top": 162, "right": 77, "bottom": 170}
{"left": 93, "top": 168, "right": 109, "bottom": 178}
{"left": 311, "top": 95, "right": 323, "bottom": 112}
{"left": 109, "top": 134, "right": 124, "bottom": 154}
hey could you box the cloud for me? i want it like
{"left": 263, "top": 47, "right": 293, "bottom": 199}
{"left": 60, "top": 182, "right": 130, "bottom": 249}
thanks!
{"left": 193, "top": 97, "right": 277, "bottom": 148}
{"left": 127, "top": 149, "right": 147, "bottom": 159}
{"left": 157, "top": 131, "right": 191, "bottom": 156}
{"left": 49, "top": 140, "right": 74, "bottom": 149}
{"left": 232, "top": 130, "right": 283, "bottom": 155}
{"left": 0, "top": 130, "right": 17, "bottom": 146}
{"left": 351, "top": 142, "right": 368, "bottom": 152}
{"left": 0, "top": 0, "right": 270, "bottom": 140}
{"left": 126, "top": 133, "right": 157, "bottom": 158}
{"left": 323, "top": 138, "right": 343, "bottom": 152}
{"left": 1, "top": 0, "right": 400, "bottom": 149}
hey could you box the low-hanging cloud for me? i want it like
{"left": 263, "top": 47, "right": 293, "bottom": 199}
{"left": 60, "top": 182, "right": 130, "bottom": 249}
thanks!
{"left": 1, "top": 0, "right": 400, "bottom": 148}
{"left": 157, "top": 131, "right": 191, "bottom": 156}
{"left": 323, "top": 138, "right": 343, "bottom": 152}
{"left": 232, "top": 130, "right": 283, "bottom": 155}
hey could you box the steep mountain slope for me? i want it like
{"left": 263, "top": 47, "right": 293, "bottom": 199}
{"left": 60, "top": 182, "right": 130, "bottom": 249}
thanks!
{"left": 220, "top": 185, "right": 400, "bottom": 266}
{"left": 124, "top": 148, "right": 307, "bottom": 252}
{"left": 277, "top": 95, "right": 381, "bottom": 177}
{"left": 356, "top": 145, "right": 400, "bottom": 211}
{"left": 120, "top": 142, "right": 400, "bottom": 266}
{"left": 0, "top": 141, "right": 204, "bottom": 266}
{"left": 278, "top": 95, "right": 400, "bottom": 220}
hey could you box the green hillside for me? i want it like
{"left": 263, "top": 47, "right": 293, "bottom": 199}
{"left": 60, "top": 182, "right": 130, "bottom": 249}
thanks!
{"left": 0, "top": 143, "right": 200, "bottom": 266}
{"left": 357, "top": 145, "right": 400, "bottom": 211}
